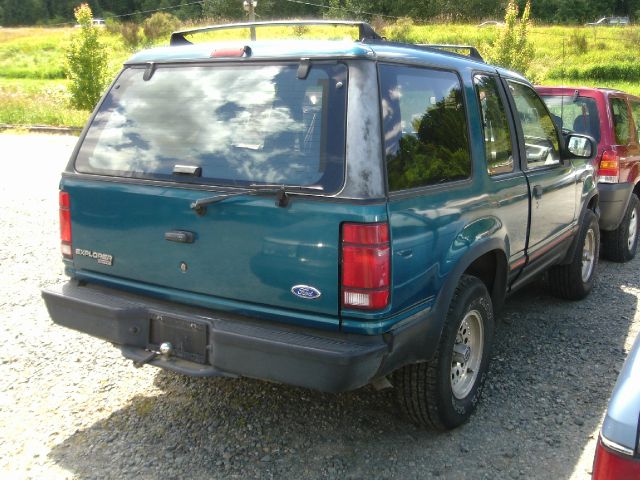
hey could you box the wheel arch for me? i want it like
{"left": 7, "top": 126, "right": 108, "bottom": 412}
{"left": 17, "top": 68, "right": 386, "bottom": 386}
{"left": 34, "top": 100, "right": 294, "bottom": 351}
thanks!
{"left": 560, "top": 190, "right": 599, "bottom": 265}
{"left": 375, "top": 233, "right": 509, "bottom": 375}
{"left": 430, "top": 238, "right": 508, "bottom": 346}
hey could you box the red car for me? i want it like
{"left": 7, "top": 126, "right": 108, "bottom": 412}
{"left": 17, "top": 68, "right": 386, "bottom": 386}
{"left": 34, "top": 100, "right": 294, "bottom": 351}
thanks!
{"left": 538, "top": 86, "right": 640, "bottom": 261}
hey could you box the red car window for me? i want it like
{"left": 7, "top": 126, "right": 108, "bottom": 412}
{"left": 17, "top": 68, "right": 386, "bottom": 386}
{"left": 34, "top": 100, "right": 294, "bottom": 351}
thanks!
{"left": 610, "top": 97, "right": 631, "bottom": 145}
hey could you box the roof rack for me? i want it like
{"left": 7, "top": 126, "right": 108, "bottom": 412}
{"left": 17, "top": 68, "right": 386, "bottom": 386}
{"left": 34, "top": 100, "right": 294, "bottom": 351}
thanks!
{"left": 169, "top": 20, "right": 485, "bottom": 63}
{"left": 170, "top": 20, "right": 383, "bottom": 46}
{"left": 416, "top": 44, "right": 484, "bottom": 62}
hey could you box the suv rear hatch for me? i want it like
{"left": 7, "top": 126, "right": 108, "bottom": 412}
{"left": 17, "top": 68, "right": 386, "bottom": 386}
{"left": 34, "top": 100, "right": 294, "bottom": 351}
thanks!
{"left": 64, "top": 61, "right": 352, "bottom": 324}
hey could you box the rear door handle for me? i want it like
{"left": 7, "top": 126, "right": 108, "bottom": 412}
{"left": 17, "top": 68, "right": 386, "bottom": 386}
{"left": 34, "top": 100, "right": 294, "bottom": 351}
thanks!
{"left": 164, "top": 230, "right": 195, "bottom": 243}
{"left": 532, "top": 185, "right": 543, "bottom": 199}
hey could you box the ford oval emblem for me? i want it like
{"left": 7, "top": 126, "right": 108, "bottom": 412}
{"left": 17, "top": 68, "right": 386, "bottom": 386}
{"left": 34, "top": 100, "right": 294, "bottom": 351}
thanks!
{"left": 291, "top": 285, "right": 322, "bottom": 300}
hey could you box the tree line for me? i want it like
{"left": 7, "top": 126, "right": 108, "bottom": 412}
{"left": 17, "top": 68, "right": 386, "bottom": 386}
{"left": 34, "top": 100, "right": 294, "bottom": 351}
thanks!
{"left": 1, "top": 0, "right": 639, "bottom": 27}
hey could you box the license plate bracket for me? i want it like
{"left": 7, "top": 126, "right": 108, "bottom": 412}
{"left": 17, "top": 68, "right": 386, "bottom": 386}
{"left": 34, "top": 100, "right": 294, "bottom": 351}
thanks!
{"left": 149, "top": 315, "right": 208, "bottom": 364}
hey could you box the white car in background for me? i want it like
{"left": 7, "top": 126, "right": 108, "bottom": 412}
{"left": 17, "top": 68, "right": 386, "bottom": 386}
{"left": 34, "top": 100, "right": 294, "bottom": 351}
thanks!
{"left": 586, "top": 16, "right": 630, "bottom": 26}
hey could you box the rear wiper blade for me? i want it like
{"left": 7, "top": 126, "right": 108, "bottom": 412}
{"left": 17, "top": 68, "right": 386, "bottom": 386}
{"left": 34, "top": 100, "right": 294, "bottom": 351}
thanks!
{"left": 190, "top": 184, "right": 324, "bottom": 215}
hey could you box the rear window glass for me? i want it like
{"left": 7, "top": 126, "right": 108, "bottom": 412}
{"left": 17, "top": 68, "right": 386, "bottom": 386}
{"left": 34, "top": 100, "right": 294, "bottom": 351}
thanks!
{"left": 540, "top": 95, "right": 601, "bottom": 142}
{"left": 75, "top": 63, "right": 347, "bottom": 191}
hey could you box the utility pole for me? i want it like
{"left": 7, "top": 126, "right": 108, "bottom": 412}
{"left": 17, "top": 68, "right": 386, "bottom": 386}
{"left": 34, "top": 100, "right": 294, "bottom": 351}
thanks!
{"left": 247, "top": 0, "right": 256, "bottom": 41}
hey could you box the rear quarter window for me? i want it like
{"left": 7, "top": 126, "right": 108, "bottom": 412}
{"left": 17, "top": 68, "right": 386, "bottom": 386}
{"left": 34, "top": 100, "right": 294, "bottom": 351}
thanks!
{"left": 379, "top": 64, "right": 471, "bottom": 191}
{"left": 630, "top": 100, "right": 640, "bottom": 141}
{"left": 610, "top": 97, "right": 631, "bottom": 145}
{"left": 75, "top": 63, "right": 348, "bottom": 192}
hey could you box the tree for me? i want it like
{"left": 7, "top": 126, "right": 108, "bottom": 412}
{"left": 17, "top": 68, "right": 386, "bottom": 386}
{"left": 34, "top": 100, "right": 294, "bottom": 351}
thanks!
{"left": 65, "top": 4, "right": 109, "bottom": 110}
{"left": 202, "top": 0, "right": 242, "bottom": 20}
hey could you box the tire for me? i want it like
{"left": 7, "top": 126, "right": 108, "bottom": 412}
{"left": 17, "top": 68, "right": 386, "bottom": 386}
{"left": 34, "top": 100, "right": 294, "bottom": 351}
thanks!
{"left": 394, "top": 275, "right": 494, "bottom": 430}
{"left": 602, "top": 194, "right": 639, "bottom": 263}
{"left": 548, "top": 209, "right": 599, "bottom": 300}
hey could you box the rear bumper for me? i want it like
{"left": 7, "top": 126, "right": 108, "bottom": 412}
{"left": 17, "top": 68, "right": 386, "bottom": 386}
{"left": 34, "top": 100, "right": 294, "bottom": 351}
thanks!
{"left": 42, "top": 281, "right": 434, "bottom": 392}
{"left": 598, "top": 182, "right": 634, "bottom": 231}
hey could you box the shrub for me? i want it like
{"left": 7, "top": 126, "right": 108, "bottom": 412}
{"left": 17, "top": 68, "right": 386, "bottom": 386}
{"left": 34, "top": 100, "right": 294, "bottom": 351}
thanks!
{"left": 383, "top": 17, "right": 415, "bottom": 43}
{"left": 65, "top": 4, "right": 109, "bottom": 111}
{"left": 120, "top": 22, "right": 143, "bottom": 50}
{"left": 105, "top": 17, "right": 122, "bottom": 36}
{"left": 292, "top": 24, "right": 310, "bottom": 38}
{"left": 143, "top": 12, "right": 181, "bottom": 44}
{"left": 485, "top": 0, "right": 534, "bottom": 76}
{"left": 370, "top": 16, "right": 389, "bottom": 33}
{"left": 570, "top": 31, "right": 588, "bottom": 54}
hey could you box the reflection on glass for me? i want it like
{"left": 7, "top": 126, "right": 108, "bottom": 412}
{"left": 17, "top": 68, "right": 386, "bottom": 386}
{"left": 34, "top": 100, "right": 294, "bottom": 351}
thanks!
{"left": 474, "top": 75, "right": 513, "bottom": 175}
{"left": 541, "top": 95, "right": 601, "bottom": 142}
{"left": 509, "top": 81, "right": 560, "bottom": 169}
{"left": 568, "top": 136, "right": 592, "bottom": 157}
{"left": 380, "top": 65, "right": 471, "bottom": 191}
{"left": 76, "top": 64, "right": 346, "bottom": 191}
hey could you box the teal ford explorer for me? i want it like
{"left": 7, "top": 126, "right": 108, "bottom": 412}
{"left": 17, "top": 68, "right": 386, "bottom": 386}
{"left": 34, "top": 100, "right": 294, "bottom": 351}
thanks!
{"left": 43, "top": 20, "right": 600, "bottom": 430}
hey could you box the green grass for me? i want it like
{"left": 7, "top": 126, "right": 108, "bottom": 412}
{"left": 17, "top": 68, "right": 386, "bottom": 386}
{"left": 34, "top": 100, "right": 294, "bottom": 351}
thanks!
{"left": 0, "top": 27, "right": 129, "bottom": 80}
{"left": 0, "top": 22, "right": 639, "bottom": 127}
{"left": 0, "top": 78, "right": 89, "bottom": 127}
{"left": 0, "top": 27, "right": 130, "bottom": 126}
{"left": 0, "top": 28, "right": 73, "bottom": 80}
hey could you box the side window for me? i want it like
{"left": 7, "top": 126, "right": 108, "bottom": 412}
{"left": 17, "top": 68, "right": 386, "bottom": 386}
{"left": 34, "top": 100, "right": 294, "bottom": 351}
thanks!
{"left": 631, "top": 101, "right": 640, "bottom": 140}
{"left": 507, "top": 81, "right": 561, "bottom": 169}
{"left": 541, "top": 94, "right": 601, "bottom": 142}
{"left": 611, "top": 98, "right": 631, "bottom": 145}
{"left": 474, "top": 75, "right": 514, "bottom": 175}
{"left": 379, "top": 64, "right": 471, "bottom": 191}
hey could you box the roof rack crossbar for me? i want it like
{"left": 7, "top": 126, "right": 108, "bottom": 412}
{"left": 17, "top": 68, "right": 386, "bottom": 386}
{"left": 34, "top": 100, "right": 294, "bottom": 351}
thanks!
{"left": 416, "top": 44, "right": 484, "bottom": 62}
{"left": 170, "top": 20, "right": 382, "bottom": 46}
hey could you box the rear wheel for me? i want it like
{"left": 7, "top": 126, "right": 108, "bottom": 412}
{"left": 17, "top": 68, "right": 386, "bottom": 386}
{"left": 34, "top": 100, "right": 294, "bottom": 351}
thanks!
{"left": 602, "top": 194, "right": 639, "bottom": 262}
{"left": 394, "top": 275, "right": 494, "bottom": 430}
{"left": 548, "top": 209, "right": 599, "bottom": 300}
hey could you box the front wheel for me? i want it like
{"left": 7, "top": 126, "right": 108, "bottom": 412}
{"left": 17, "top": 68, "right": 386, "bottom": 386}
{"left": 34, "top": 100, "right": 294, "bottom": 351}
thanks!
{"left": 548, "top": 209, "right": 599, "bottom": 300}
{"left": 394, "top": 275, "right": 494, "bottom": 430}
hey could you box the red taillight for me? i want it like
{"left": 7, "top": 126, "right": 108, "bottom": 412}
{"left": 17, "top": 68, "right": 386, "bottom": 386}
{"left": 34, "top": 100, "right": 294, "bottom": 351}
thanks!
{"left": 598, "top": 149, "right": 620, "bottom": 183}
{"left": 59, "top": 191, "right": 72, "bottom": 258}
{"left": 341, "top": 222, "right": 390, "bottom": 310}
{"left": 592, "top": 436, "right": 640, "bottom": 480}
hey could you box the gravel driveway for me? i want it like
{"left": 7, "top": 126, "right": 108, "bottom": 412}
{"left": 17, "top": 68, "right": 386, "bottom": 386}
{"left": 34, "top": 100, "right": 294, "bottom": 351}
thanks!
{"left": 1, "top": 133, "right": 638, "bottom": 480}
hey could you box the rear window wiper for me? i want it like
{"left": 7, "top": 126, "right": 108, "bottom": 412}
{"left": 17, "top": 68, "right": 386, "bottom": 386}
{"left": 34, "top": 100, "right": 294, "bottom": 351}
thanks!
{"left": 190, "top": 184, "right": 324, "bottom": 215}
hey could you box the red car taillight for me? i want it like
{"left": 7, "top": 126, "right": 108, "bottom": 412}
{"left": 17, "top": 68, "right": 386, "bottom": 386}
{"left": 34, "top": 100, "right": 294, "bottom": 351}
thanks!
{"left": 59, "top": 191, "right": 72, "bottom": 259}
{"left": 598, "top": 149, "right": 620, "bottom": 183}
{"left": 340, "top": 222, "right": 390, "bottom": 310}
{"left": 592, "top": 436, "right": 640, "bottom": 480}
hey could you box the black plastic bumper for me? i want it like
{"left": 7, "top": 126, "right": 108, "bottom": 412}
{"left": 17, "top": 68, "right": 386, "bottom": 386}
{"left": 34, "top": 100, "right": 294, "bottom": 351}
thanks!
{"left": 598, "top": 182, "right": 634, "bottom": 231}
{"left": 42, "top": 281, "right": 434, "bottom": 392}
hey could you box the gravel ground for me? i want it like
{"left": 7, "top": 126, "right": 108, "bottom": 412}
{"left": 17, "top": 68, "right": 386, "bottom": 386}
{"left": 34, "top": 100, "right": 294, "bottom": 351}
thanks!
{"left": 1, "top": 133, "right": 639, "bottom": 480}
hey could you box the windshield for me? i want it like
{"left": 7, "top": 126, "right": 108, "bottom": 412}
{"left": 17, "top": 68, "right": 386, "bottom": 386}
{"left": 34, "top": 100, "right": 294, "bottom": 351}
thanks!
{"left": 75, "top": 63, "right": 347, "bottom": 191}
{"left": 540, "top": 94, "right": 601, "bottom": 142}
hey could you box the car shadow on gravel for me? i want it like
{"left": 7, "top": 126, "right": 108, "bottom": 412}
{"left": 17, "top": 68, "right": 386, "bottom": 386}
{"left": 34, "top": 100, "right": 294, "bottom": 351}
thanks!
{"left": 49, "top": 261, "right": 639, "bottom": 480}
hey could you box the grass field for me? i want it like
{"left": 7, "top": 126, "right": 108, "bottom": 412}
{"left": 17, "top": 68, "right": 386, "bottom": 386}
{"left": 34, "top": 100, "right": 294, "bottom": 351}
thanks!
{"left": 0, "top": 22, "right": 639, "bottom": 127}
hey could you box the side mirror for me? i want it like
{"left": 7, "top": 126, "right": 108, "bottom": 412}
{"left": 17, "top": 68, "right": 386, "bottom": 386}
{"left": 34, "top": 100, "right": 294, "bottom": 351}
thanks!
{"left": 564, "top": 133, "right": 596, "bottom": 159}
